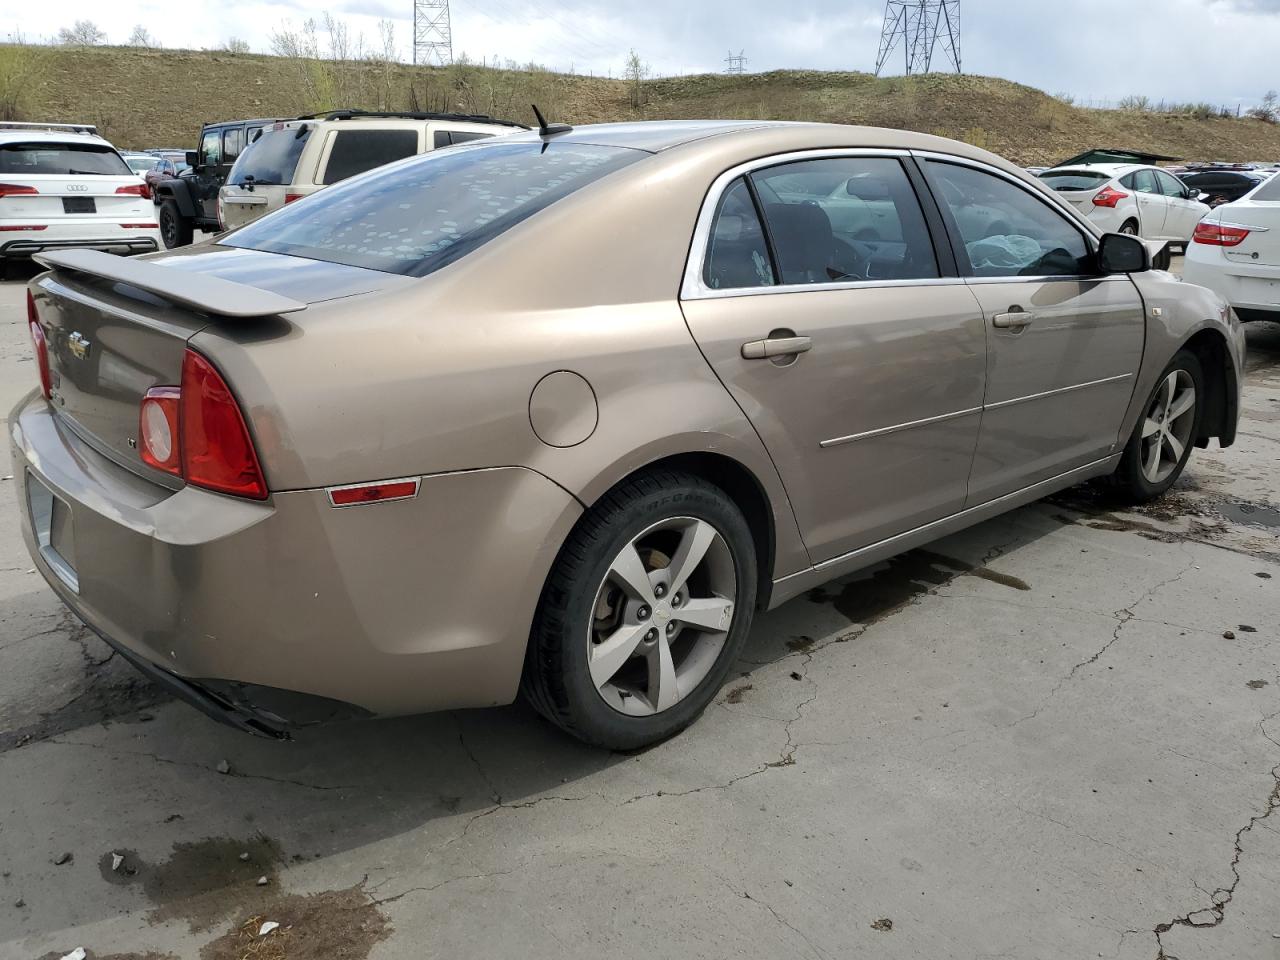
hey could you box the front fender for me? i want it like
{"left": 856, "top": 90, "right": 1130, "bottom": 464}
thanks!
{"left": 155, "top": 178, "right": 197, "bottom": 218}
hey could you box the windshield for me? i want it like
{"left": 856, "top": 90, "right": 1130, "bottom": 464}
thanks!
{"left": 0, "top": 142, "right": 132, "bottom": 176}
{"left": 225, "top": 140, "right": 646, "bottom": 276}
{"left": 1037, "top": 170, "right": 1111, "bottom": 192}
{"left": 125, "top": 156, "right": 157, "bottom": 174}
{"left": 229, "top": 126, "right": 312, "bottom": 186}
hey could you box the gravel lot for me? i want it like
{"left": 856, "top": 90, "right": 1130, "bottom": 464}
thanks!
{"left": 1, "top": 258, "right": 1278, "bottom": 960}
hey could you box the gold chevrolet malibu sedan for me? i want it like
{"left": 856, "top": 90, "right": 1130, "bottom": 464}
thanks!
{"left": 12, "top": 121, "right": 1245, "bottom": 748}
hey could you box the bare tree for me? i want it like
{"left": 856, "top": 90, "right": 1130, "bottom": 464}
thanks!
{"left": 58, "top": 20, "right": 107, "bottom": 46}
{"left": 1250, "top": 89, "right": 1278, "bottom": 124}
{"left": 624, "top": 49, "right": 650, "bottom": 110}
{"left": 126, "top": 25, "right": 159, "bottom": 48}
{"left": 0, "top": 43, "right": 44, "bottom": 120}
{"left": 224, "top": 37, "right": 251, "bottom": 55}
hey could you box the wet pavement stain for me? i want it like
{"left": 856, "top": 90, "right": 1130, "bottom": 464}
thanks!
{"left": 725, "top": 683, "right": 753, "bottom": 704}
{"left": 785, "top": 635, "right": 815, "bottom": 652}
{"left": 199, "top": 886, "right": 390, "bottom": 960}
{"left": 1247, "top": 680, "right": 1270, "bottom": 690}
{"left": 137, "top": 835, "right": 284, "bottom": 933}
{"left": 968, "top": 567, "right": 1032, "bottom": 591}
{"left": 1217, "top": 501, "right": 1280, "bottom": 530}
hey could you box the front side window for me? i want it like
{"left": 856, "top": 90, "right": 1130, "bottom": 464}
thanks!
{"left": 704, "top": 177, "right": 776, "bottom": 290}
{"left": 0, "top": 142, "right": 132, "bottom": 176}
{"left": 225, "top": 141, "right": 644, "bottom": 276}
{"left": 322, "top": 130, "right": 420, "bottom": 185}
{"left": 1155, "top": 170, "right": 1187, "bottom": 198}
{"left": 200, "top": 130, "right": 221, "bottom": 167}
{"left": 926, "top": 160, "right": 1091, "bottom": 278}
{"left": 751, "top": 157, "right": 939, "bottom": 284}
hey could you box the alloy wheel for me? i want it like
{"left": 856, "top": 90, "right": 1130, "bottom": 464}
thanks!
{"left": 1140, "top": 369, "right": 1196, "bottom": 484}
{"left": 587, "top": 517, "right": 737, "bottom": 717}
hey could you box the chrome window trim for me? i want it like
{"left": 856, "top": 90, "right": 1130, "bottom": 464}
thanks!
{"left": 681, "top": 147, "right": 939, "bottom": 302}
{"left": 983, "top": 373, "right": 1133, "bottom": 412}
{"left": 966, "top": 274, "right": 1125, "bottom": 286}
{"left": 821, "top": 406, "right": 982, "bottom": 449}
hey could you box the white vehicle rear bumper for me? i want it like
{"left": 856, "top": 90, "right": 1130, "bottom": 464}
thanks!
{"left": 1183, "top": 256, "right": 1280, "bottom": 316}
{"left": 0, "top": 218, "right": 160, "bottom": 258}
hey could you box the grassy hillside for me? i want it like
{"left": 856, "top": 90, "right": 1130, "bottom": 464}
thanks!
{"left": 6, "top": 44, "right": 1280, "bottom": 166}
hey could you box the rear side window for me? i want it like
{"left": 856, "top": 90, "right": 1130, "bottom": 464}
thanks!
{"left": 1131, "top": 169, "right": 1160, "bottom": 194}
{"left": 225, "top": 141, "right": 644, "bottom": 276}
{"left": 223, "top": 127, "right": 243, "bottom": 161}
{"left": 1039, "top": 170, "right": 1110, "bottom": 192}
{"left": 751, "top": 156, "right": 939, "bottom": 284}
{"left": 229, "top": 126, "right": 311, "bottom": 186}
{"left": 926, "top": 160, "right": 1091, "bottom": 278}
{"left": 704, "top": 178, "right": 776, "bottom": 290}
{"left": 1253, "top": 176, "right": 1280, "bottom": 201}
{"left": 0, "top": 141, "right": 132, "bottom": 176}
{"left": 322, "top": 130, "right": 420, "bottom": 185}
{"left": 435, "top": 130, "right": 495, "bottom": 149}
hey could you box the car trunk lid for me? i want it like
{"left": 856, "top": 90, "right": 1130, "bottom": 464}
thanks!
{"left": 1219, "top": 200, "right": 1280, "bottom": 267}
{"left": 1, "top": 174, "right": 152, "bottom": 221}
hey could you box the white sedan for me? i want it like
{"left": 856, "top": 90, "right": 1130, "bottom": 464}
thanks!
{"left": 1183, "top": 173, "right": 1280, "bottom": 323}
{"left": 0, "top": 125, "right": 160, "bottom": 272}
{"left": 1037, "top": 163, "right": 1209, "bottom": 250}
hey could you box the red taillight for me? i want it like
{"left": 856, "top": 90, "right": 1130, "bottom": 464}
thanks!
{"left": 27, "top": 291, "right": 51, "bottom": 400}
{"left": 116, "top": 182, "right": 152, "bottom": 200}
{"left": 1092, "top": 186, "right": 1129, "bottom": 209}
{"left": 139, "top": 386, "right": 181, "bottom": 474}
{"left": 1193, "top": 221, "right": 1251, "bottom": 247}
{"left": 284, "top": 193, "right": 304, "bottom": 204}
{"left": 0, "top": 225, "right": 48, "bottom": 231}
{"left": 178, "top": 350, "right": 268, "bottom": 500}
{"left": 120, "top": 223, "right": 159, "bottom": 229}
{"left": 328, "top": 480, "right": 420, "bottom": 507}
{"left": 138, "top": 351, "right": 267, "bottom": 499}
{"left": 0, "top": 183, "right": 39, "bottom": 198}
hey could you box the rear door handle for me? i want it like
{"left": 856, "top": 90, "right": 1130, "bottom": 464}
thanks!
{"left": 741, "top": 336, "right": 813, "bottom": 360}
{"left": 992, "top": 311, "right": 1035, "bottom": 330}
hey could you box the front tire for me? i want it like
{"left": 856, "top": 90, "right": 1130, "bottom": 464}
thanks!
{"left": 1108, "top": 350, "right": 1203, "bottom": 503}
{"left": 522, "top": 470, "right": 757, "bottom": 750}
{"left": 158, "top": 199, "right": 193, "bottom": 249}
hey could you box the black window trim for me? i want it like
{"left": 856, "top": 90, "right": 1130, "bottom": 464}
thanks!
{"left": 914, "top": 152, "right": 1112, "bottom": 285}
{"left": 682, "top": 148, "right": 962, "bottom": 301}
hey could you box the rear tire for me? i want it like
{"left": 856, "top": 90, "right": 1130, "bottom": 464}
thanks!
{"left": 1153, "top": 246, "right": 1173, "bottom": 271}
{"left": 1119, "top": 219, "right": 1139, "bottom": 236}
{"left": 159, "top": 199, "right": 193, "bottom": 249}
{"left": 522, "top": 470, "right": 757, "bottom": 750}
{"left": 1107, "top": 350, "right": 1204, "bottom": 503}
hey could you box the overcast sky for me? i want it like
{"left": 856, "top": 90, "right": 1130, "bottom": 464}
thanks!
{"left": 7, "top": 0, "right": 1280, "bottom": 106}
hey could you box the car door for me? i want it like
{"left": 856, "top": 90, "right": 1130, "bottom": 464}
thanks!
{"left": 1130, "top": 168, "right": 1169, "bottom": 238}
{"left": 679, "top": 153, "right": 987, "bottom": 564}
{"left": 191, "top": 127, "right": 224, "bottom": 220}
{"left": 920, "top": 157, "right": 1145, "bottom": 504}
{"left": 1155, "top": 169, "right": 1203, "bottom": 242}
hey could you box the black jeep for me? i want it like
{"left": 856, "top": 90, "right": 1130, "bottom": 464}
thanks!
{"left": 153, "top": 117, "right": 289, "bottom": 248}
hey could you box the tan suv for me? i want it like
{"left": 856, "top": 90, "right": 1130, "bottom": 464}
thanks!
{"left": 217, "top": 110, "right": 524, "bottom": 230}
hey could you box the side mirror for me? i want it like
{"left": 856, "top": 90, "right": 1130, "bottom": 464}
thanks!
{"left": 1098, "top": 232, "right": 1150, "bottom": 274}
{"left": 185, "top": 150, "right": 199, "bottom": 168}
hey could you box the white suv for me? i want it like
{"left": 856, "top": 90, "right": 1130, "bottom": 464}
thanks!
{"left": 218, "top": 110, "right": 526, "bottom": 230}
{"left": 0, "top": 123, "right": 160, "bottom": 270}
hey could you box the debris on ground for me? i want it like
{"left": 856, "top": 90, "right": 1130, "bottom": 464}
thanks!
{"left": 258, "top": 921, "right": 280, "bottom": 936}
{"left": 14, "top": 897, "right": 24, "bottom": 908}
{"left": 52, "top": 852, "right": 72, "bottom": 866}
{"left": 59, "top": 949, "right": 86, "bottom": 960}
{"left": 256, "top": 876, "right": 270, "bottom": 886}
{"left": 239, "top": 852, "right": 251, "bottom": 862}
{"left": 871, "top": 917, "right": 894, "bottom": 932}
{"left": 216, "top": 760, "right": 231, "bottom": 775}
{"left": 201, "top": 887, "right": 389, "bottom": 960}
{"left": 111, "top": 853, "right": 125, "bottom": 872}
{"left": 1247, "top": 680, "right": 1269, "bottom": 689}
{"left": 1224, "top": 630, "right": 1237, "bottom": 639}
{"left": 789, "top": 671, "right": 803, "bottom": 681}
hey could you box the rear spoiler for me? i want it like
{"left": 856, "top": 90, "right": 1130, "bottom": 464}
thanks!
{"left": 33, "top": 249, "right": 307, "bottom": 318}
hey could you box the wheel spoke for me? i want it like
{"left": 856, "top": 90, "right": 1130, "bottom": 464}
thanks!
{"left": 675, "top": 597, "right": 734, "bottom": 634}
{"left": 1164, "top": 431, "right": 1185, "bottom": 462}
{"left": 646, "top": 634, "right": 681, "bottom": 712}
{"left": 1168, "top": 387, "right": 1195, "bottom": 422}
{"left": 665, "top": 519, "right": 717, "bottom": 596}
{"left": 1161, "top": 374, "right": 1177, "bottom": 418}
{"left": 589, "top": 623, "right": 649, "bottom": 689}
{"left": 1142, "top": 417, "right": 1161, "bottom": 438}
{"left": 1143, "top": 437, "right": 1162, "bottom": 479}
{"left": 608, "top": 544, "right": 657, "bottom": 606}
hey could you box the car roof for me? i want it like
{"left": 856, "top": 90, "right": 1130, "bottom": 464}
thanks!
{"left": 0, "top": 129, "right": 114, "bottom": 148}
{"left": 1042, "top": 162, "right": 1146, "bottom": 176}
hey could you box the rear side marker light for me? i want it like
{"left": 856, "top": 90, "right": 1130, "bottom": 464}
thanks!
{"left": 284, "top": 193, "right": 304, "bottom": 204}
{"left": 28, "top": 291, "right": 51, "bottom": 400}
{"left": 1092, "top": 186, "right": 1129, "bottom": 208}
{"left": 328, "top": 479, "right": 421, "bottom": 507}
{"left": 0, "top": 183, "right": 39, "bottom": 198}
{"left": 1192, "top": 222, "right": 1256, "bottom": 247}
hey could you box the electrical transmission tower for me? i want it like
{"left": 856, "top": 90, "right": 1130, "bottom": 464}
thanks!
{"left": 874, "top": 1, "right": 961, "bottom": 76}
{"left": 413, "top": 0, "right": 453, "bottom": 66}
{"left": 725, "top": 50, "right": 747, "bottom": 74}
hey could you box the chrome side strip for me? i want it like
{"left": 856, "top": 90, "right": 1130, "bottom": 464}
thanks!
{"left": 983, "top": 373, "right": 1133, "bottom": 412}
{"left": 820, "top": 406, "right": 982, "bottom": 449}
{"left": 775, "top": 454, "right": 1119, "bottom": 583}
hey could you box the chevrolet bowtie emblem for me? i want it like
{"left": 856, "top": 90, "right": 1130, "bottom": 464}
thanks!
{"left": 68, "top": 331, "right": 91, "bottom": 360}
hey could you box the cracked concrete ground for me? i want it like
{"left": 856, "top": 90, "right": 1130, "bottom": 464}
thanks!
{"left": 2, "top": 262, "right": 1279, "bottom": 960}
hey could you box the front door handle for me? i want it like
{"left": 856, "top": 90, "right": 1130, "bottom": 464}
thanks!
{"left": 992, "top": 311, "right": 1035, "bottom": 330}
{"left": 741, "top": 336, "right": 813, "bottom": 360}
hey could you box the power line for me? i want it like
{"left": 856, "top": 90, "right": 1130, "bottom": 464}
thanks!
{"left": 724, "top": 49, "right": 747, "bottom": 74}
{"left": 875, "top": 1, "right": 961, "bottom": 76}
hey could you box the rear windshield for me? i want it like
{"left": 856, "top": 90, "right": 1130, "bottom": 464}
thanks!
{"left": 229, "top": 126, "right": 312, "bottom": 186}
{"left": 225, "top": 141, "right": 645, "bottom": 276}
{"left": 1252, "top": 175, "right": 1280, "bottom": 201}
{"left": 1037, "top": 170, "right": 1111, "bottom": 192}
{"left": 0, "top": 141, "right": 131, "bottom": 176}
